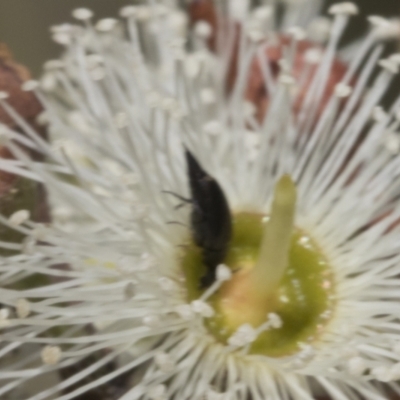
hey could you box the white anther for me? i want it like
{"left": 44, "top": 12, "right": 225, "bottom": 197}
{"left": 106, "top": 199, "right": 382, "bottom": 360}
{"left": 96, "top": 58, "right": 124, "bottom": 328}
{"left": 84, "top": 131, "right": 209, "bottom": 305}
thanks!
{"left": 308, "top": 17, "right": 332, "bottom": 43}
{"left": 191, "top": 300, "right": 215, "bottom": 318}
{"left": 369, "top": 16, "right": 391, "bottom": 31}
{"left": 320, "top": 309, "right": 332, "bottom": 319}
{"left": 50, "top": 23, "right": 74, "bottom": 34}
{"left": 328, "top": 3, "right": 358, "bottom": 16}
{"left": 124, "top": 282, "right": 136, "bottom": 300}
{"left": 372, "top": 106, "right": 388, "bottom": 123}
{"left": 194, "top": 21, "right": 212, "bottom": 40}
{"left": 334, "top": 83, "right": 352, "bottom": 98}
{"left": 16, "top": 299, "right": 31, "bottom": 319}
{"left": 204, "top": 120, "right": 223, "bottom": 136}
{"left": 96, "top": 18, "right": 118, "bottom": 32}
{"left": 41, "top": 74, "right": 57, "bottom": 92}
{"left": 379, "top": 58, "right": 399, "bottom": 74}
{"left": 304, "top": 48, "right": 324, "bottom": 65}
{"left": 135, "top": 6, "right": 152, "bottom": 22}
{"left": 67, "top": 111, "right": 93, "bottom": 133}
{"left": 143, "top": 315, "right": 160, "bottom": 327}
{"left": 36, "top": 111, "right": 49, "bottom": 126}
{"left": 0, "top": 91, "right": 9, "bottom": 100}
{"left": 154, "top": 352, "right": 175, "bottom": 373}
{"left": 228, "top": 324, "right": 257, "bottom": 347}
{"left": 279, "top": 295, "right": 289, "bottom": 303}
{"left": 298, "top": 344, "right": 315, "bottom": 361}
{"left": 175, "top": 304, "right": 194, "bottom": 320}
{"left": 371, "top": 365, "right": 391, "bottom": 382}
{"left": 9, "top": 210, "right": 30, "bottom": 226}
{"left": 216, "top": 264, "right": 232, "bottom": 282}
{"left": 158, "top": 277, "right": 178, "bottom": 292}
{"left": 44, "top": 60, "right": 64, "bottom": 70}
{"left": 279, "top": 74, "right": 296, "bottom": 86}
{"left": 267, "top": 313, "right": 283, "bottom": 329}
{"left": 41, "top": 346, "right": 62, "bottom": 365}
{"left": 287, "top": 26, "right": 306, "bottom": 41}
{"left": 369, "top": 16, "right": 400, "bottom": 40}
{"left": 200, "top": 88, "right": 216, "bottom": 105}
{"left": 52, "top": 33, "right": 72, "bottom": 46}
{"left": 253, "top": 6, "right": 273, "bottom": 22}
{"left": 72, "top": 8, "right": 93, "bottom": 21}
{"left": 21, "top": 80, "right": 39, "bottom": 92}
{"left": 120, "top": 6, "right": 138, "bottom": 18}
{"left": 347, "top": 357, "right": 367, "bottom": 376}
{"left": 148, "top": 384, "right": 166, "bottom": 400}
{"left": 384, "top": 133, "right": 400, "bottom": 154}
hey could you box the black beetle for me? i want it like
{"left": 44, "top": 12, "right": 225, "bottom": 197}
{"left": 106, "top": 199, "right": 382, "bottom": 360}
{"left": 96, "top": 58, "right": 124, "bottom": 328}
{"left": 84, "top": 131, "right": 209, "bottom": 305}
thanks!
{"left": 185, "top": 150, "right": 232, "bottom": 287}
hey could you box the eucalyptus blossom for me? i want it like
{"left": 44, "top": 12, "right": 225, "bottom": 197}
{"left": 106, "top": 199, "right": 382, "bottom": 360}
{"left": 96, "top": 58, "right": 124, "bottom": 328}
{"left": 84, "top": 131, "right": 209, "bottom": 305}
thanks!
{"left": 1, "top": 1, "right": 400, "bottom": 400}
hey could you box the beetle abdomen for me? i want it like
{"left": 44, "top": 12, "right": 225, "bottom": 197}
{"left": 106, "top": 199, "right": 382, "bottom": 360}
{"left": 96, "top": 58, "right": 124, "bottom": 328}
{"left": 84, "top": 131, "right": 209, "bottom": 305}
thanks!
{"left": 185, "top": 150, "right": 232, "bottom": 286}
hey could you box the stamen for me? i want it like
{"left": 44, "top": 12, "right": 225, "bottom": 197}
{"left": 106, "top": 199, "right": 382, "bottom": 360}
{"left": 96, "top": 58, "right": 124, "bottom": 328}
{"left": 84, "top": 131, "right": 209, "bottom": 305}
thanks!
{"left": 194, "top": 21, "right": 213, "bottom": 41}
{"left": 143, "top": 315, "right": 160, "bottom": 328}
{"left": 96, "top": 18, "right": 118, "bottom": 32}
{"left": 154, "top": 352, "right": 175, "bottom": 373}
{"left": 191, "top": 300, "right": 215, "bottom": 318}
{"left": 175, "top": 304, "right": 194, "bottom": 320}
{"left": 72, "top": 8, "right": 94, "bottom": 21}
{"left": 347, "top": 357, "right": 367, "bottom": 376}
{"left": 16, "top": 299, "right": 31, "bottom": 319}
{"left": 334, "top": 83, "right": 352, "bottom": 98}
{"left": 228, "top": 324, "right": 257, "bottom": 348}
{"left": 41, "top": 345, "right": 62, "bottom": 365}
{"left": 8, "top": 210, "right": 30, "bottom": 226}
{"left": 200, "top": 264, "right": 232, "bottom": 301}
{"left": 328, "top": 3, "right": 359, "bottom": 16}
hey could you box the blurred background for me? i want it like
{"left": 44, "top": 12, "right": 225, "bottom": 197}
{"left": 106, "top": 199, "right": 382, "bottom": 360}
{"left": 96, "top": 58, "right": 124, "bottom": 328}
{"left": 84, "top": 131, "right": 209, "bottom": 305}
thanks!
{"left": 0, "top": 0, "right": 398, "bottom": 77}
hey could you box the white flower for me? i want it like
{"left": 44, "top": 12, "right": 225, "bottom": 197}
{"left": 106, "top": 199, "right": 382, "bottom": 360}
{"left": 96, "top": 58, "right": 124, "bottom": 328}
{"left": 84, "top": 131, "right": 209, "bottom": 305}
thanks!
{"left": 0, "top": 1, "right": 400, "bottom": 400}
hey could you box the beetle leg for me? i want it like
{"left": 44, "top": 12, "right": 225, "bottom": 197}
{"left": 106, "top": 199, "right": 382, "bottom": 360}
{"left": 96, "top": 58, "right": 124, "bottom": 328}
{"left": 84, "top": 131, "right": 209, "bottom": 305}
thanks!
{"left": 166, "top": 221, "right": 189, "bottom": 228}
{"left": 162, "top": 190, "right": 192, "bottom": 203}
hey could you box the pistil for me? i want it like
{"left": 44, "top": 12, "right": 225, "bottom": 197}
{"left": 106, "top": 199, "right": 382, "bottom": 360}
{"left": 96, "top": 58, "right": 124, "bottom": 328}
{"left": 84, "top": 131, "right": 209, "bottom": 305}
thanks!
{"left": 252, "top": 174, "right": 297, "bottom": 301}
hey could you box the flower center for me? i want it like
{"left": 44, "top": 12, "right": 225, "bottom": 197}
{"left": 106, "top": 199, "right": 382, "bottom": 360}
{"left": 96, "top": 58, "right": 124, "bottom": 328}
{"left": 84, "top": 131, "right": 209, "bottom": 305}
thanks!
{"left": 181, "top": 212, "right": 335, "bottom": 357}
